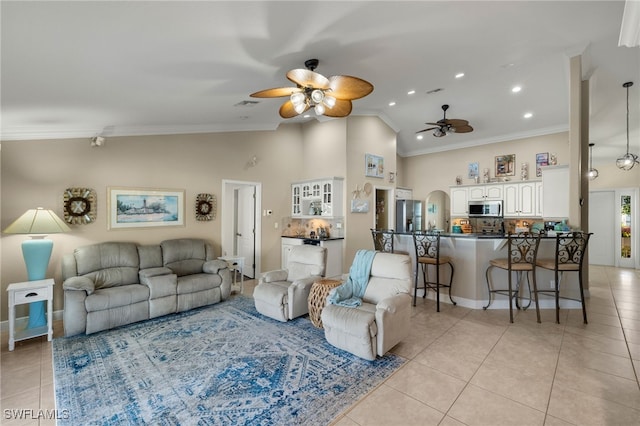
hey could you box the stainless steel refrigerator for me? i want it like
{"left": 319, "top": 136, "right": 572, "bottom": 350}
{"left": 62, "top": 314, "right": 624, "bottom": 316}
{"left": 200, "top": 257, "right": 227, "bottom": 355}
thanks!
{"left": 396, "top": 199, "right": 423, "bottom": 232}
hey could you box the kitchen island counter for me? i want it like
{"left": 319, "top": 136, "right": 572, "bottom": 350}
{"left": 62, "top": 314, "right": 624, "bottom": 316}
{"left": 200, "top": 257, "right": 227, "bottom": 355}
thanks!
{"left": 392, "top": 232, "right": 582, "bottom": 310}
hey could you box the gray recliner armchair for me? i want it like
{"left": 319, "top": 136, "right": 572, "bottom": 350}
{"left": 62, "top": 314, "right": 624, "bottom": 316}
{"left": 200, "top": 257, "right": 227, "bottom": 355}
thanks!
{"left": 253, "top": 245, "right": 327, "bottom": 322}
{"left": 321, "top": 252, "right": 412, "bottom": 360}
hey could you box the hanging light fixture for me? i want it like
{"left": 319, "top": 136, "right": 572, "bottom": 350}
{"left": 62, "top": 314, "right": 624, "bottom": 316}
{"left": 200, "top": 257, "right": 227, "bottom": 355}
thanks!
{"left": 289, "top": 88, "right": 336, "bottom": 117}
{"left": 588, "top": 143, "right": 599, "bottom": 180}
{"left": 616, "top": 81, "right": 639, "bottom": 171}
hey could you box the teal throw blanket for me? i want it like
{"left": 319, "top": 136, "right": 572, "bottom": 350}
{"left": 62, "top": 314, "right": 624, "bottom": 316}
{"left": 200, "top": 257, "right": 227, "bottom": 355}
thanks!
{"left": 328, "top": 249, "right": 376, "bottom": 307}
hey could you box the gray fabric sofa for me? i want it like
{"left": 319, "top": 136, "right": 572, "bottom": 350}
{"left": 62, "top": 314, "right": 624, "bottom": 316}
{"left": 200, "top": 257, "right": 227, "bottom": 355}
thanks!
{"left": 62, "top": 238, "right": 232, "bottom": 337}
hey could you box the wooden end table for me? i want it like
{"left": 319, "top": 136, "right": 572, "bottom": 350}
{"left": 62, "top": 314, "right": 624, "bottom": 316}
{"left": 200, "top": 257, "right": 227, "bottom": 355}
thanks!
{"left": 308, "top": 278, "right": 342, "bottom": 328}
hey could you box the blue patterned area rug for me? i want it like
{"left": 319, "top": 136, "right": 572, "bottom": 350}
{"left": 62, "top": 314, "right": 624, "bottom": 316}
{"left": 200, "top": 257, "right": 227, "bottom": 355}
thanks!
{"left": 53, "top": 296, "right": 405, "bottom": 425}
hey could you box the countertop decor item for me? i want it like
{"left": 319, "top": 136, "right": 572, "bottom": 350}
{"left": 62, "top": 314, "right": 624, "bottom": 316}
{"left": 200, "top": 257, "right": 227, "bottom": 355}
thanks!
{"left": 3, "top": 207, "right": 70, "bottom": 328}
{"left": 63, "top": 187, "right": 96, "bottom": 225}
{"left": 616, "top": 81, "right": 639, "bottom": 170}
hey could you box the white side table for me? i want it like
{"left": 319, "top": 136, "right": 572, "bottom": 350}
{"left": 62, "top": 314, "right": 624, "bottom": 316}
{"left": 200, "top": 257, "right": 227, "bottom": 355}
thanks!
{"left": 218, "top": 256, "right": 245, "bottom": 294}
{"left": 7, "top": 278, "right": 54, "bottom": 351}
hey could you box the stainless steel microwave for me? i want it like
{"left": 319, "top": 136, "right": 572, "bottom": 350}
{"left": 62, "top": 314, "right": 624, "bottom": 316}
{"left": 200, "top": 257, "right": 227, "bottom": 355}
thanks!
{"left": 468, "top": 200, "right": 503, "bottom": 217}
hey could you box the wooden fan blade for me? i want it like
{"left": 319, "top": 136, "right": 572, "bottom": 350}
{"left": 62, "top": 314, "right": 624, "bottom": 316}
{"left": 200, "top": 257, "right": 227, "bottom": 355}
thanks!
{"left": 425, "top": 122, "right": 443, "bottom": 126}
{"left": 416, "top": 127, "right": 438, "bottom": 133}
{"left": 453, "top": 125, "right": 474, "bottom": 133}
{"left": 279, "top": 100, "right": 308, "bottom": 118}
{"left": 323, "top": 99, "right": 352, "bottom": 117}
{"left": 287, "top": 69, "right": 330, "bottom": 89}
{"left": 328, "top": 75, "right": 374, "bottom": 100}
{"left": 444, "top": 118, "right": 469, "bottom": 127}
{"left": 250, "top": 87, "right": 302, "bottom": 98}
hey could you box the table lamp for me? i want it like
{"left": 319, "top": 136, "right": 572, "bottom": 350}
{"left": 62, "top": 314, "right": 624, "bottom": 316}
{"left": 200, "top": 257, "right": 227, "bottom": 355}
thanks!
{"left": 3, "top": 207, "right": 70, "bottom": 328}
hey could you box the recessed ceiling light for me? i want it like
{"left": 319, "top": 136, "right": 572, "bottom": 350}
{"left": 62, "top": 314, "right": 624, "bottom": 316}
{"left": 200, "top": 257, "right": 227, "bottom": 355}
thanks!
{"left": 416, "top": 134, "right": 423, "bottom": 140}
{"left": 512, "top": 86, "right": 522, "bottom": 93}
{"left": 303, "top": 114, "right": 311, "bottom": 118}
{"left": 455, "top": 73, "right": 465, "bottom": 79}
{"left": 407, "top": 90, "right": 415, "bottom": 95}
{"left": 389, "top": 101, "right": 396, "bottom": 106}
{"left": 523, "top": 112, "right": 533, "bottom": 118}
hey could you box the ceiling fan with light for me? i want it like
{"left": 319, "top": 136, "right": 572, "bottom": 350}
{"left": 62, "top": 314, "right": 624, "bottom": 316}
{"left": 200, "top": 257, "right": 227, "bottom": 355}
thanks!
{"left": 250, "top": 59, "right": 374, "bottom": 118}
{"left": 417, "top": 104, "right": 474, "bottom": 137}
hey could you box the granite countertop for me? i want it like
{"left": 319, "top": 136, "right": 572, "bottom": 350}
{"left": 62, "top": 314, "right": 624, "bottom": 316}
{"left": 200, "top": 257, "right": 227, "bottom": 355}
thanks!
{"left": 281, "top": 236, "right": 345, "bottom": 241}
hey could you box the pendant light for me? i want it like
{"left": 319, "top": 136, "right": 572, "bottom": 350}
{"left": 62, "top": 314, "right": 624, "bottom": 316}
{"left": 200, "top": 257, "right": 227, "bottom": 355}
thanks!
{"left": 587, "top": 143, "right": 599, "bottom": 180}
{"left": 616, "top": 81, "right": 639, "bottom": 171}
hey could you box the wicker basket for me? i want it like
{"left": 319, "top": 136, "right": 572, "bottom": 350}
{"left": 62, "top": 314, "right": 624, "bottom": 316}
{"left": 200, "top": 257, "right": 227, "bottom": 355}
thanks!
{"left": 308, "top": 279, "right": 342, "bottom": 328}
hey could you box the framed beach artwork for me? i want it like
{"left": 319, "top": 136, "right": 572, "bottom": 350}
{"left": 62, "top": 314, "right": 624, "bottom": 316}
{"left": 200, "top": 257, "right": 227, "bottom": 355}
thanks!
{"left": 365, "top": 153, "right": 384, "bottom": 178}
{"left": 108, "top": 187, "right": 185, "bottom": 229}
{"left": 495, "top": 154, "right": 516, "bottom": 177}
{"left": 536, "top": 152, "right": 549, "bottom": 177}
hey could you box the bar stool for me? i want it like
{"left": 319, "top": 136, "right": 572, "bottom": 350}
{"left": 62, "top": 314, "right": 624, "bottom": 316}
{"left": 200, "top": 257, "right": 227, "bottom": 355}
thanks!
{"left": 371, "top": 228, "right": 395, "bottom": 253}
{"left": 412, "top": 231, "right": 455, "bottom": 311}
{"left": 535, "top": 232, "right": 592, "bottom": 324}
{"left": 484, "top": 233, "right": 541, "bottom": 323}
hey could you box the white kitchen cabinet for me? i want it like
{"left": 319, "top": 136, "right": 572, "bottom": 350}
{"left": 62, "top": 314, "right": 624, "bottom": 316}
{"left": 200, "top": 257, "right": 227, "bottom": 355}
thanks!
{"left": 291, "top": 184, "right": 302, "bottom": 216}
{"left": 542, "top": 165, "right": 569, "bottom": 219}
{"left": 395, "top": 188, "right": 413, "bottom": 200}
{"left": 450, "top": 187, "right": 469, "bottom": 216}
{"left": 291, "top": 177, "right": 344, "bottom": 218}
{"left": 536, "top": 181, "right": 543, "bottom": 217}
{"left": 468, "top": 184, "right": 503, "bottom": 201}
{"left": 281, "top": 237, "right": 304, "bottom": 269}
{"left": 504, "top": 182, "right": 537, "bottom": 217}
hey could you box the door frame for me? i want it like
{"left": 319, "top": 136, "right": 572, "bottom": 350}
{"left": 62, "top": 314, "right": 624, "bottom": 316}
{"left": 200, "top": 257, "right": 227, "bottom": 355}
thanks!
{"left": 373, "top": 185, "right": 395, "bottom": 230}
{"left": 221, "top": 180, "right": 262, "bottom": 278}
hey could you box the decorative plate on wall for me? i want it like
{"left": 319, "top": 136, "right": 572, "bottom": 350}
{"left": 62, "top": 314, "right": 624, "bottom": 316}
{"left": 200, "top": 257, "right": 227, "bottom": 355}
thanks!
{"left": 195, "top": 193, "right": 216, "bottom": 221}
{"left": 63, "top": 187, "right": 97, "bottom": 225}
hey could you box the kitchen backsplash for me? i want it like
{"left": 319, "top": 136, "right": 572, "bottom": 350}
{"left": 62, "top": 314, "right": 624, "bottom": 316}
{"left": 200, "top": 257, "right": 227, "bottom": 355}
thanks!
{"left": 281, "top": 217, "right": 345, "bottom": 238}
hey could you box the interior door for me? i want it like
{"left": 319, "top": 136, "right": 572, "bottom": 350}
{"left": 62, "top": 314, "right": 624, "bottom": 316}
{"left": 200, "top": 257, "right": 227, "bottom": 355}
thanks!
{"left": 589, "top": 190, "right": 615, "bottom": 266}
{"left": 236, "top": 186, "right": 256, "bottom": 279}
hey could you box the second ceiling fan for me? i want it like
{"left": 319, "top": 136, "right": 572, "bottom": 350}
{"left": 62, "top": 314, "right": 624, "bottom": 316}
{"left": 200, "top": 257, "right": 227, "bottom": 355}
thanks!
{"left": 417, "top": 104, "right": 474, "bottom": 137}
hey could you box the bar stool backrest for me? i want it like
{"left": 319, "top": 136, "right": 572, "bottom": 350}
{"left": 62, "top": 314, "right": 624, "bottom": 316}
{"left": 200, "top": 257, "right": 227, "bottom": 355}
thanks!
{"left": 371, "top": 229, "right": 395, "bottom": 253}
{"left": 507, "top": 232, "right": 541, "bottom": 267}
{"left": 554, "top": 232, "right": 592, "bottom": 268}
{"left": 413, "top": 231, "right": 440, "bottom": 260}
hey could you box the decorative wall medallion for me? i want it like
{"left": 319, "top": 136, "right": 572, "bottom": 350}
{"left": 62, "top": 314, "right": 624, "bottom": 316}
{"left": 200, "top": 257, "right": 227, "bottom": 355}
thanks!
{"left": 63, "top": 187, "right": 97, "bottom": 225}
{"left": 195, "top": 193, "right": 216, "bottom": 221}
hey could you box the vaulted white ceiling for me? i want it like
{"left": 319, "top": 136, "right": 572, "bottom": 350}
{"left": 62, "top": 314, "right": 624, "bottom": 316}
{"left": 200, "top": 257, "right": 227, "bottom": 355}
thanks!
{"left": 1, "top": 1, "right": 638, "bottom": 165}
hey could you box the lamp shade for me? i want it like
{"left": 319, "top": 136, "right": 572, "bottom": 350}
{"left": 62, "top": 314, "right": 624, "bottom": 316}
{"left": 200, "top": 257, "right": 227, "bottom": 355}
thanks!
{"left": 3, "top": 207, "right": 71, "bottom": 235}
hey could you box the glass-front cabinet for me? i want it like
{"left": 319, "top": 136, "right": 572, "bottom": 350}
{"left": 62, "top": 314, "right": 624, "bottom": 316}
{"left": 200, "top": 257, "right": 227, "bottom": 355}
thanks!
{"left": 291, "top": 177, "right": 344, "bottom": 218}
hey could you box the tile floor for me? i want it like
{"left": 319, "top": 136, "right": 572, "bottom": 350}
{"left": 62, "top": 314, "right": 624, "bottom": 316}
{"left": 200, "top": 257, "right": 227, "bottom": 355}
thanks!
{"left": 1, "top": 265, "right": 639, "bottom": 425}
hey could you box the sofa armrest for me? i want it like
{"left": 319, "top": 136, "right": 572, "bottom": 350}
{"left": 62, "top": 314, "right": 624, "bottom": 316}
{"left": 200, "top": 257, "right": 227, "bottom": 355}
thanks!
{"left": 375, "top": 293, "right": 411, "bottom": 356}
{"left": 288, "top": 275, "right": 321, "bottom": 319}
{"left": 291, "top": 275, "right": 319, "bottom": 290}
{"left": 139, "top": 267, "right": 173, "bottom": 280}
{"left": 63, "top": 276, "right": 95, "bottom": 295}
{"left": 261, "top": 269, "right": 288, "bottom": 283}
{"left": 203, "top": 259, "right": 228, "bottom": 274}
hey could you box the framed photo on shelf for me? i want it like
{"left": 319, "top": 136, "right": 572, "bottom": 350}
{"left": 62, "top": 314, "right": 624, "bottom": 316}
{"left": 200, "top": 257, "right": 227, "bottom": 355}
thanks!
{"left": 365, "top": 153, "right": 384, "bottom": 178}
{"left": 495, "top": 154, "right": 515, "bottom": 177}
{"left": 536, "top": 152, "right": 549, "bottom": 177}
{"left": 468, "top": 162, "right": 479, "bottom": 179}
{"left": 108, "top": 187, "right": 185, "bottom": 230}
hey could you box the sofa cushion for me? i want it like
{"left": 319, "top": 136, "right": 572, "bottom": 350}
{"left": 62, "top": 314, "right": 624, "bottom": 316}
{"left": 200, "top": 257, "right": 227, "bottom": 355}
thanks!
{"left": 74, "top": 242, "right": 140, "bottom": 290}
{"left": 177, "top": 273, "right": 222, "bottom": 294}
{"left": 162, "top": 239, "right": 209, "bottom": 276}
{"left": 85, "top": 284, "right": 150, "bottom": 312}
{"left": 138, "top": 245, "right": 163, "bottom": 269}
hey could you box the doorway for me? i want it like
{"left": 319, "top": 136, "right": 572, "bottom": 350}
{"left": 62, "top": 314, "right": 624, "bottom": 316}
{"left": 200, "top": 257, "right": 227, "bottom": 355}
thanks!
{"left": 221, "top": 180, "right": 262, "bottom": 279}
{"left": 374, "top": 187, "right": 394, "bottom": 230}
{"left": 589, "top": 188, "right": 639, "bottom": 269}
